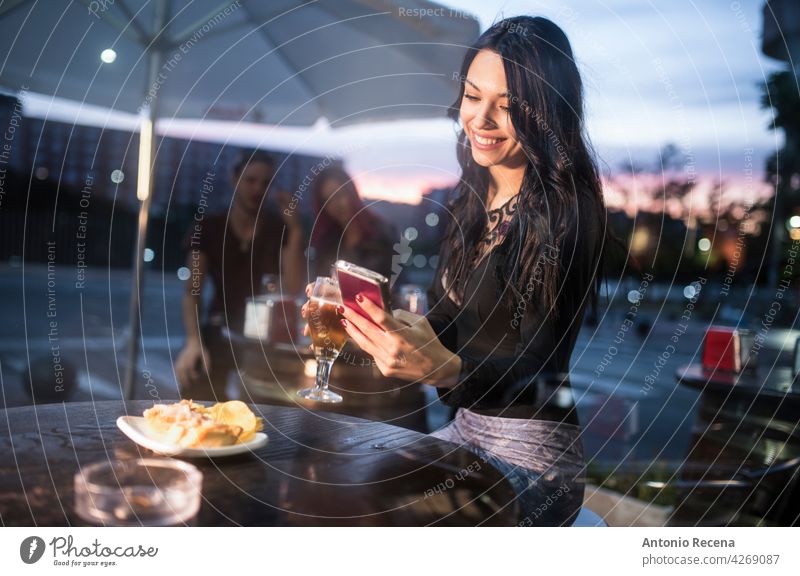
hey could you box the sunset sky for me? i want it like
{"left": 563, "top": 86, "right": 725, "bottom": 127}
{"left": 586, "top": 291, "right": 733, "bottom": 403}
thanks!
{"left": 16, "top": 0, "right": 782, "bottom": 208}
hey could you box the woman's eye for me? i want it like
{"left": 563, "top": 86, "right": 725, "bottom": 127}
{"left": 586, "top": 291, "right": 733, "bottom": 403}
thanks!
{"left": 500, "top": 105, "right": 509, "bottom": 111}
{"left": 463, "top": 94, "right": 479, "bottom": 101}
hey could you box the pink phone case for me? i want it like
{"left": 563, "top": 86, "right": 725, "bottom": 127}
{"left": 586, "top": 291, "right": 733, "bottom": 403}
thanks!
{"left": 335, "top": 261, "right": 391, "bottom": 322}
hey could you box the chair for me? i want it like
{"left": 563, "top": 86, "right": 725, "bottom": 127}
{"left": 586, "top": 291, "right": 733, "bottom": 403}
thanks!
{"left": 571, "top": 506, "right": 608, "bottom": 527}
{"left": 655, "top": 412, "right": 800, "bottom": 526}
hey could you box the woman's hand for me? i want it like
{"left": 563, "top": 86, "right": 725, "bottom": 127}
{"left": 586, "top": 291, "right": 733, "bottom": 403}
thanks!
{"left": 338, "top": 294, "right": 462, "bottom": 387}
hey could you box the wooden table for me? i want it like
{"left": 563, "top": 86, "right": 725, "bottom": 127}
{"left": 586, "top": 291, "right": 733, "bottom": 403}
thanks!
{"left": 0, "top": 401, "right": 518, "bottom": 526}
{"left": 676, "top": 363, "right": 799, "bottom": 420}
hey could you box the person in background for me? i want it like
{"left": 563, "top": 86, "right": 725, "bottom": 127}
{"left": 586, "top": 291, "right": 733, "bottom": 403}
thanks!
{"left": 175, "top": 150, "right": 304, "bottom": 401}
{"left": 309, "top": 166, "right": 395, "bottom": 280}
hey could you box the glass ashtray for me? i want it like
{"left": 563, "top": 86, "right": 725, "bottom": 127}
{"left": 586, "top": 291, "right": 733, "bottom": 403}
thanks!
{"left": 74, "top": 458, "right": 202, "bottom": 526}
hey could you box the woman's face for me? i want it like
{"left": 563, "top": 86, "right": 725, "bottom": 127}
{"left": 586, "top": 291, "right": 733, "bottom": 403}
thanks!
{"left": 460, "top": 49, "right": 526, "bottom": 170}
{"left": 319, "top": 178, "right": 353, "bottom": 226}
{"left": 232, "top": 161, "right": 273, "bottom": 212}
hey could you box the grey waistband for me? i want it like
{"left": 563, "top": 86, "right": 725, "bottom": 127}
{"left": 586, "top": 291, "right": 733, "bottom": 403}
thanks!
{"left": 430, "top": 408, "right": 585, "bottom": 476}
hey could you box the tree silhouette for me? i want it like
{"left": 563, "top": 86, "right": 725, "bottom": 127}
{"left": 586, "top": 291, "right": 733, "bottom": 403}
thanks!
{"left": 761, "top": 70, "right": 800, "bottom": 286}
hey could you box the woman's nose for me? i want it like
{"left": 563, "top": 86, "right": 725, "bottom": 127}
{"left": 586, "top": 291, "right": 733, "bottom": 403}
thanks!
{"left": 475, "top": 104, "right": 498, "bottom": 128}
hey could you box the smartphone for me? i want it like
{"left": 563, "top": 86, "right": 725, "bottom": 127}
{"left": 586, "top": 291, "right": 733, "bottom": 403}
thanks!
{"left": 334, "top": 260, "right": 392, "bottom": 322}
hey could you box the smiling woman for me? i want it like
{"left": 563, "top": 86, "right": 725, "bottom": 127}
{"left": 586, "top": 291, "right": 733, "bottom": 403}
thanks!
{"left": 317, "top": 15, "right": 611, "bottom": 527}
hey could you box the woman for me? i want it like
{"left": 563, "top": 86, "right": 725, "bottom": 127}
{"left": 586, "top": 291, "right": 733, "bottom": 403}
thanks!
{"left": 305, "top": 16, "right": 608, "bottom": 526}
{"left": 309, "top": 166, "right": 395, "bottom": 280}
{"left": 176, "top": 150, "right": 304, "bottom": 401}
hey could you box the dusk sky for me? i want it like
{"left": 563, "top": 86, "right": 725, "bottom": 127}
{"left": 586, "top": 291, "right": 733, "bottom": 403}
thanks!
{"left": 17, "top": 0, "right": 782, "bottom": 207}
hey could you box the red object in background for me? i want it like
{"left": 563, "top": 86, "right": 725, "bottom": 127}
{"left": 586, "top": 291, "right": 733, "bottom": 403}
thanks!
{"left": 702, "top": 327, "right": 754, "bottom": 373}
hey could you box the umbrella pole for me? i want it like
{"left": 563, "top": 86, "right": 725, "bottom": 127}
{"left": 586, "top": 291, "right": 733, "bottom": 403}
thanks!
{"left": 123, "top": 1, "right": 167, "bottom": 400}
{"left": 122, "top": 111, "right": 156, "bottom": 400}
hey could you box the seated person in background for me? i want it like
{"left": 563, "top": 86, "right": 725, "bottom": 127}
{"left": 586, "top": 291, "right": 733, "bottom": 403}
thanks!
{"left": 309, "top": 166, "right": 395, "bottom": 280}
{"left": 175, "top": 150, "right": 304, "bottom": 401}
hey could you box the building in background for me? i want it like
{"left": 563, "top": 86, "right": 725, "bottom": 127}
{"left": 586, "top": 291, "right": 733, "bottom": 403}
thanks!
{"left": 0, "top": 97, "right": 335, "bottom": 268}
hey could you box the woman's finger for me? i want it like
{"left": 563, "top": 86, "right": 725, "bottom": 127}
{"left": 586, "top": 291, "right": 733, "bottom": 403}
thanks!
{"left": 355, "top": 293, "right": 400, "bottom": 331}
{"left": 340, "top": 304, "right": 387, "bottom": 342}
{"left": 340, "top": 316, "right": 382, "bottom": 360}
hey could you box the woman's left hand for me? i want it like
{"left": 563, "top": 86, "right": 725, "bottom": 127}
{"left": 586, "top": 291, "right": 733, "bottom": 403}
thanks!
{"left": 339, "top": 294, "right": 462, "bottom": 386}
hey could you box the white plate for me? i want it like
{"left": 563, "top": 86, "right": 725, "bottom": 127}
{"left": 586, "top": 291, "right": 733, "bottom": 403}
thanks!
{"left": 116, "top": 416, "right": 268, "bottom": 457}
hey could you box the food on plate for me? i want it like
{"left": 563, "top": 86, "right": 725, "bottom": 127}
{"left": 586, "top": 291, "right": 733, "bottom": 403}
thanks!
{"left": 205, "top": 400, "right": 262, "bottom": 443}
{"left": 143, "top": 400, "right": 263, "bottom": 448}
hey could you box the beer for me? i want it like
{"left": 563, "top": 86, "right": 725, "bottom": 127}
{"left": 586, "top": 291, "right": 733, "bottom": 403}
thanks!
{"left": 298, "top": 276, "right": 346, "bottom": 404}
{"left": 307, "top": 298, "right": 348, "bottom": 360}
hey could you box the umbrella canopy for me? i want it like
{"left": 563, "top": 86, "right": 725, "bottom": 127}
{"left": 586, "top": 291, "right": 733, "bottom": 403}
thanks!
{"left": 0, "top": 0, "right": 479, "bottom": 400}
{"left": 0, "top": 0, "right": 479, "bottom": 126}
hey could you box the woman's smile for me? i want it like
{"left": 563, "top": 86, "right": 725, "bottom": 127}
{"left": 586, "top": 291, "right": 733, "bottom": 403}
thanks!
{"left": 470, "top": 130, "right": 508, "bottom": 150}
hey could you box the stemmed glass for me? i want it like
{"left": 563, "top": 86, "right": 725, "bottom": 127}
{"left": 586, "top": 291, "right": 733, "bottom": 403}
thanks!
{"left": 297, "top": 276, "right": 347, "bottom": 403}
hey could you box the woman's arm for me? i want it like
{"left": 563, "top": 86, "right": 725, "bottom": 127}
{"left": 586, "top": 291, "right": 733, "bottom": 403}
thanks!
{"left": 337, "top": 268, "right": 556, "bottom": 396}
{"left": 425, "top": 273, "right": 459, "bottom": 352}
{"left": 435, "top": 307, "right": 558, "bottom": 407}
{"left": 337, "top": 216, "right": 600, "bottom": 403}
{"left": 437, "top": 216, "right": 602, "bottom": 408}
{"left": 421, "top": 265, "right": 556, "bottom": 406}
{"left": 338, "top": 296, "right": 462, "bottom": 387}
{"left": 175, "top": 250, "right": 211, "bottom": 387}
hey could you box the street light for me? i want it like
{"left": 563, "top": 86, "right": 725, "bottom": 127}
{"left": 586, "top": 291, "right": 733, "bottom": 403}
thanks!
{"left": 100, "top": 48, "right": 116, "bottom": 63}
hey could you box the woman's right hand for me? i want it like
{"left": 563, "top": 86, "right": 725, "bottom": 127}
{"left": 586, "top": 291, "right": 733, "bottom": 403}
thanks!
{"left": 175, "top": 341, "right": 210, "bottom": 388}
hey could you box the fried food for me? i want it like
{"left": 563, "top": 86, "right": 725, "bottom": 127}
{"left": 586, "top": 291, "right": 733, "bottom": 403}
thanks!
{"left": 143, "top": 400, "right": 263, "bottom": 448}
{"left": 205, "top": 400, "right": 263, "bottom": 443}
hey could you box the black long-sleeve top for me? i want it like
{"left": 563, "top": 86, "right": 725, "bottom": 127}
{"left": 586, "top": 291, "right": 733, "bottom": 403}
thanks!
{"left": 425, "top": 196, "right": 602, "bottom": 423}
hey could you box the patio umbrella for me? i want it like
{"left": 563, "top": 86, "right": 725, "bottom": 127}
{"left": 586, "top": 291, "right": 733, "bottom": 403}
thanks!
{"left": 0, "top": 0, "right": 479, "bottom": 398}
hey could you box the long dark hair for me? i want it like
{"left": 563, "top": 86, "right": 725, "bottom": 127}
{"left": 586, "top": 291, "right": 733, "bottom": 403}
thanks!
{"left": 309, "top": 166, "right": 385, "bottom": 248}
{"left": 440, "top": 16, "right": 607, "bottom": 317}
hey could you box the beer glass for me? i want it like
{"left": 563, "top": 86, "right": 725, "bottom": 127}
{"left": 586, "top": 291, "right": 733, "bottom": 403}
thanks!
{"left": 297, "top": 276, "right": 347, "bottom": 403}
